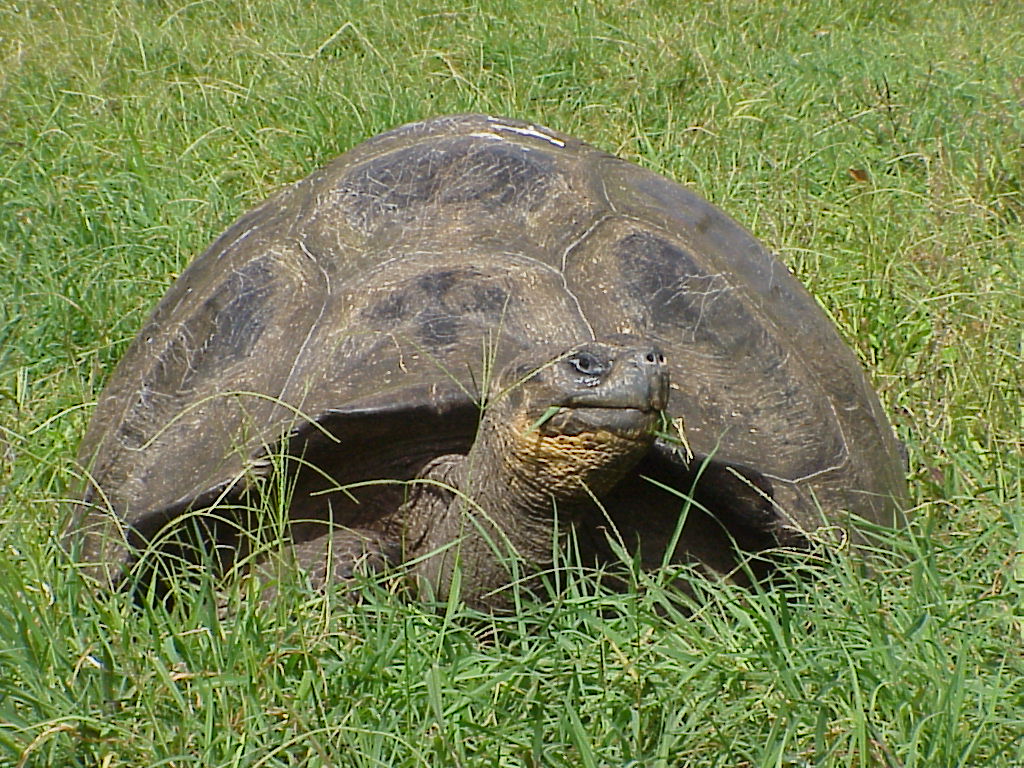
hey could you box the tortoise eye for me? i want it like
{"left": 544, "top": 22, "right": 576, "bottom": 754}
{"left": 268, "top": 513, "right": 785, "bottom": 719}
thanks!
{"left": 568, "top": 351, "right": 603, "bottom": 376}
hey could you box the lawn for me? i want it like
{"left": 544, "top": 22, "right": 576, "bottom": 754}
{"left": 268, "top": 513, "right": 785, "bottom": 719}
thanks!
{"left": 1, "top": 0, "right": 1021, "bottom": 765}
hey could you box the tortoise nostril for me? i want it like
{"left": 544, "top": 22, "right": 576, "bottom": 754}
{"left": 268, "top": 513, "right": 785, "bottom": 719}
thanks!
{"left": 645, "top": 352, "right": 656, "bottom": 363}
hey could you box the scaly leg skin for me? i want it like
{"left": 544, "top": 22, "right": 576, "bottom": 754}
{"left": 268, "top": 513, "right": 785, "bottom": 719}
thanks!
{"left": 259, "top": 527, "right": 400, "bottom": 601}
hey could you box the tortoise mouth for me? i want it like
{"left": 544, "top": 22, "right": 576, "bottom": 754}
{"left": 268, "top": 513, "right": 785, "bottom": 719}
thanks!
{"left": 538, "top": 404, "right": 661, "bottom": 440}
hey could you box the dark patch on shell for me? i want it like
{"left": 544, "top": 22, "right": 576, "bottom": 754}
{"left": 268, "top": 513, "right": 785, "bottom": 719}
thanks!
{"left": 418, "top": 270, "right": 459, "bottom": 298}
{"left": 337, "top": 140, "right": 557, "bottom": 233}
{"left": 113, "top": 259, "right": 274, "bottom": 451}
{"left": 367, "top": 291, "right": 406, "bottom": 321}
{"left": 154, "top": 259, "right": 272, "bottom": 388}
{"left": 202, "top": 261, "right": 274, "bottom": 362}
{"left": 615, "top": 231, "right": 732, "bottom": 342}
{"left": 362, "top": 266, "right": 511, "bottom": 349}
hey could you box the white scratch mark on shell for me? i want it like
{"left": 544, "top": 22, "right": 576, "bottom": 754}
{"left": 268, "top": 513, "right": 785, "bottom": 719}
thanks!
{"left": 484, "top": 118, "right": 567, "bottom": 147}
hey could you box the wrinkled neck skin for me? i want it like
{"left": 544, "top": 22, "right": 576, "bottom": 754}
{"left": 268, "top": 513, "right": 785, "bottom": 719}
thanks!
{"left": 411, "top": 407, "right": 654, "bottom": 611}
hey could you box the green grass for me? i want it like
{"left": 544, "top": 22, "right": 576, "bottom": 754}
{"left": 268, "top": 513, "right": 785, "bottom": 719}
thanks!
{"left": 1, "top": 0, "right": 1022, "bottom": 765}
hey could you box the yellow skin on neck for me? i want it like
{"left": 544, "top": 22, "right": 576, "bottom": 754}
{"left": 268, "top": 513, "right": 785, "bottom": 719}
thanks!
{"left": 495, "top": 409, "right": 655, "bottom": 506}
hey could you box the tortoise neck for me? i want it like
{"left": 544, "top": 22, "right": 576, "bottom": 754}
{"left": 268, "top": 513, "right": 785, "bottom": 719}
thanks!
{"left": 411, "top": 408, "right": 652, "bottom": 610}
{"left": 410, "top": 420, "right": 574, "bottom": 611}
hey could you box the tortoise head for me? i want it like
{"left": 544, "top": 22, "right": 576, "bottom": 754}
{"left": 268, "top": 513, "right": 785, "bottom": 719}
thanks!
{"left": 481, "top": 338, "right": 669, "bottom": 504}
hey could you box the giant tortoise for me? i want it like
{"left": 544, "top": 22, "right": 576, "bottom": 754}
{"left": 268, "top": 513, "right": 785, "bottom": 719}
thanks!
{"left": 73, "top": 114, "right": 907, "bottom": 608}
